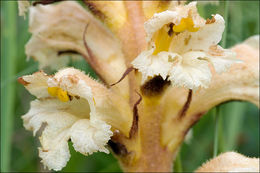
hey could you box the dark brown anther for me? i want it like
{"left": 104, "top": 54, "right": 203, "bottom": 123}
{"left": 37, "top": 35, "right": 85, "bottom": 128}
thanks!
{"left": 110, "top": 66, "right": 134, "bottom": 86}
{"left": 32, "top": 0, "right": 63, "bottom": 6}
{"left": 141, "top": 76, "right": 171, "bottom": 97}
{"left": 75, "top": 95, "right": 80, "bottom": 100}
{"left": 178, "top": 89, "right": 193, "bottom": 118}
{"left": 108, "top": 140, "right": 128, "bottom": 156}
{"left": 168, "top": 23, "right": 174, "bottom": 37}
{"left": 68, "top": 95, "right": 73, "bottom": 101}
{"left": 129, "top": 91, "right": 142, "bottom": 138}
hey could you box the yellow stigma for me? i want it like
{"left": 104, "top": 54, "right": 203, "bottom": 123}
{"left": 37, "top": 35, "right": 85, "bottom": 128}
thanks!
{"left": 173, "top": 17, "right": 199, "bottom": 33}
{"left": 48, "top": 87, "right": 58, "bottom": 97}
{"left": 48, "top": 87, "right": 69, "bottom": 102}
{"left": 153, "top": 27, "right": 174, "bottom": 55}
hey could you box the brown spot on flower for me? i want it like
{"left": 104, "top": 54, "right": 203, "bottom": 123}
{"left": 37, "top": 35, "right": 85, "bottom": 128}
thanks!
{"left": 68, "top": 95, "right": 73, "bottom": 101}
{"left": 108, "top": 140, "right": 128, "bottom": 156}
{"left": 42, "top": 149, "right": 49, "bottom": 152}
{"left": 206, "top": 16, "right": 216, "bottom": 24}
{"left": 141, "top": 76, "right": 171, "bottom": 97}
{"left": 17, "top": 77, "right": 30, "bottom": 86}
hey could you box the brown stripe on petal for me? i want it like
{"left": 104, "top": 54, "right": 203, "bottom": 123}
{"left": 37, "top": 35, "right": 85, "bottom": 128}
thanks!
{"left": 129, "top": 91, "right": 142, "bottom": 138}
{"left": 83, "top": 1, "right": 106, "bottom": 21}
{"left": 32, "top": 0, "right": 63, "bottom": 6}
{"left": 178, "top": 89, "right": 193, "bottom": 119}
{"left": 181, "top": 112, "right": 205, "bottom": 142}
{"left": 17, "top": 77, "right": 30, "bottom": 86}
{"left": 110, "top": 66, "right": 134, "bottom": 86}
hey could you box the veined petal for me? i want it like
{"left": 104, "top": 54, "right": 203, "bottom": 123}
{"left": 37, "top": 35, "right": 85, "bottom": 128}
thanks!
{"left": 170, "top": 14, "right": 225, "bottom": 54}
{"left": 169, "top": 51, "right": 212, "bottom": 90}
{"left": 132, "top": 48, "right": 178, "bottom": 83}
{"left": 205, "top": 45, "right": 240, "bottom": 74}
{"left": 26, "top": 1, "right": 128, "bottom": 94}
{"left": 19, "top": 71, "right": 49, "bottom": 98}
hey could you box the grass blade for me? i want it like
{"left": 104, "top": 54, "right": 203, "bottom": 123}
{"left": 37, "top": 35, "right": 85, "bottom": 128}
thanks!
{"left": 1, "top": 1, "right": 17, "bottom": 171}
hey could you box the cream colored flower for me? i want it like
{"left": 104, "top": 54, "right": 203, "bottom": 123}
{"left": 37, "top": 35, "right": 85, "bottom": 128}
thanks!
{"left": 132, "top": 2, "right": 239, "bottom": 90}
{"left": 196, "top": 152, "right": 259, "bottom": 172}
{"left": 19, "top": 68, "right": 132, "bottom": 171}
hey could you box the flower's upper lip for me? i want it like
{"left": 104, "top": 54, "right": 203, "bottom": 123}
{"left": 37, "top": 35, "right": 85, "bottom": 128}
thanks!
{"left": 144, "top": 2, "right": 205, "bottom": 43}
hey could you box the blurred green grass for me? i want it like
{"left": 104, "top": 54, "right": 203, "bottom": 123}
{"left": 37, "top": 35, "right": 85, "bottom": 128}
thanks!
{"left": 1, "top": 1, "right": 259, "bottom": 172}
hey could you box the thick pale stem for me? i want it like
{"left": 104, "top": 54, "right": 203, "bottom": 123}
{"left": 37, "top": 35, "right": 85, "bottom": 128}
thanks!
{"left": 115, "top": 95, "right": 175, "bottom": 172}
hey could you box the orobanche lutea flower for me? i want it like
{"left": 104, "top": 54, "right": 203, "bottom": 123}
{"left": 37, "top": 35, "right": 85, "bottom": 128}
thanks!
{"left": 18, "top": 1, "right": 259, "bottom": 172}
{"left": 19, "top": 68, "right": 132, "bottom": 171}
{"left": 132, "top": 2, "right": 239, "bottom": 89}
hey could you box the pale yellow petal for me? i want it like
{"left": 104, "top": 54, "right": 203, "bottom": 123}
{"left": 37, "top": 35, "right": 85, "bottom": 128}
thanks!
{"left": 196, "top": 152, "right": 259, "bottom": 172}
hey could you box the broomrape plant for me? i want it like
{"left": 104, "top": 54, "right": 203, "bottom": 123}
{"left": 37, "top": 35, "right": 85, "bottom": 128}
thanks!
{"left": 18, "top": 1, "right": 259, "bottom": 172}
